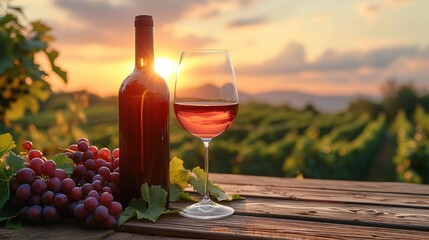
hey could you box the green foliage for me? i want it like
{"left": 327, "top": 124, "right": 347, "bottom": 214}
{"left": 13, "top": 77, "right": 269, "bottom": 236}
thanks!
{"left": 52, "top": 153, "right": 74, "bottom": 176}
{"left": 0, "top": 2, "right": 67, "bottom": 123}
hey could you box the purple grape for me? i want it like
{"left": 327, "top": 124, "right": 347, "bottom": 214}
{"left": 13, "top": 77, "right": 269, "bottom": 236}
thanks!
{"left": 60, "top": 178, "right": 76, "bottom": 195}
{"left": 92, "top": 174, "right": 105, "bottom": 184}
{"left": 113, "top": 158, "right": 119, "bottom": 169}
{"left": 41, "top": 160, "right": 56, "bottom": 177}
{"left": 83, "top": 150, "right": 94, "bottom": 160}
{"left": 27, "top": 205, "right": 43, "bottom": 224}
{"left": 29, "top": 158, "right": 44, "bottom": 176}
{"left": 91, "top": 180, "right": 103, "bottom": 192}
{"left": 19, "top": 206, "right": 30, "bottom": 219}
{"left": 101, "top": 186, "right": 112, "bottom": 194}
{"left": 70, "top": 187, "right": 83, "bottom": 201}
{"left": 73, "top": 165, "right": 85, "bottom": 178}
{"left": 31, "top": 178, "right": 47, "bottom": 195}
{"left": 54, "top": 169, "right": 67, "bottom": 181}
{"left": 104, "top": 162, "right": 114, "bottom": 172}
{"left": 84, "top": 159, "right": 96, "bottom": 170}
{"left": 87, "top": 190, "right": 99, "bottom": 199}
{"left": 84, "top": 197, "right": 98, "bottom": 212}
{"left": 106, "top": 182, "right": 117, "bottom": 194}
{"left": 77, "top": 141, "right": 89, "bottom": 152}
{"left": 85, "top": 213, "right": 97, "bottom": 228}
{"left": 16, "top": 168, "right": 36, "bottom": 184}
{"left": 81, "top": 183, "right": 94, "bottom": 196}
{"left": 114, "top": 167, "right": 119, "bottom": 173}
{"left": 74, "top": 203, "right": 89, "bottom": 219}
{"left": 98, "top": 167, "right": 110, "bottom": 180}
{"left": 43, "top": 205, "right": 60, "bottom": 223}
{"left": 109, "top": 172, "right": 119, "bottom": 185}
{"left": 77, "top": 138, "right": 89, "bottom": 144}
{"left": 9, "top": 178, "right": 20, "bottom": 193}
{"left": 108, "top": 201, "right": 122, "bottom": 217}
{"left": 41, "top": 191, "right": 55, "bottom": 205}
{"left": 94, "top": 205, "right": 109, "bottom": 223}
{"left": 85, "top": 170, "right": 96, "bottom": 182}
{"left": 104, "top": 215, "right": 117, "bottom": 229}
{"left": 15, "top": 183, "right": 31, "bottom": 200}
{"left": 68, "top": 201, "right": 78, "bottom": 216}
{"left": 27, "top": 149, "right": 43, "bottom": 161}
{"left": 29, "top": 195, "right": 41, "bottom": 205}
{"left": 47, "top": 177, "right": 61, "bottom": 192}
{"left": 99, "top": 192, "right": 113, "bottom": 207}
{"left": 65, "top": 151, "right": 74, "bottom": 159}
{"left": 73, "top": 151, "right": 84, "bottom": 164}
{"left": 54, "top": 193, "right": 69, "bottom": 209}
{"left": 95, "top": 159, "right": 105, "bottom": 170}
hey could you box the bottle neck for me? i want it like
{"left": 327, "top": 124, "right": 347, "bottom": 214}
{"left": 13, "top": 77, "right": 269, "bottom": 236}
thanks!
{"left": 135, "top": 26, "right": 154, "bottom": 70}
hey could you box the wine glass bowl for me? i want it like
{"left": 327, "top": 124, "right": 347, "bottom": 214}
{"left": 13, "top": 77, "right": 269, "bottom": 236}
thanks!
{"left": 174, "top": 50, "right": 238, "bottom": 219}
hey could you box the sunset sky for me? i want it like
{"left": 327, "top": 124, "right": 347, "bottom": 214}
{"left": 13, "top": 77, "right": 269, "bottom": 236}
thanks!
{"left": 14, "top": 0, "right": 429, "bottom": 97}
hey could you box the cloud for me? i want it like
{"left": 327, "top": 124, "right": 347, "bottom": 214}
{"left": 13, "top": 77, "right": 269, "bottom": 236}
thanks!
{"left": 239, "top": 42, "right": 429, "bottom": 74}
{"left": 227, "top": 16, "right": 268, "bottom": 28}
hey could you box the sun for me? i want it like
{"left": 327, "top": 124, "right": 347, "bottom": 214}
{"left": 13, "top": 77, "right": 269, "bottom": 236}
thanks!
{"left": 155, "top": 58, "right": 176, "bottom": 79}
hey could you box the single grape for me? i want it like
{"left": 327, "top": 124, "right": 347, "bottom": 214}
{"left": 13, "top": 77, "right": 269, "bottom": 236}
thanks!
{"left": 29, "top": 195, "right": 41, "bottom": 205}
{"left": 70, "top": 187, "right": 83, "bottom": 201}
{"left": 15, "top": 183, "right": 31, "bottom": 200}
{"left": 113, "top": 158, "right": 119, "bottom": 169}
{"left": 95, "top": 159, "right": 105, "bottom": 171}
{"left": 99, "top": 192, "right": 113, "bottom": 207}
{"left": 109, "top": 172, "right": 119, "bottom": 185}
{"left": 9, "top": 178, "right": 20, "bottom": 193}
{"left": 41, "top": 191, "right": 55, "bottom": 205}
{"left": 104, "top": 215, "right": 117, "bottom": 229}
{"left": 74, "top": 203, "right": 89, "bottom": 219}
{"left": 27, "top": 149, "right": 43, "bottom": 161}
{"left": 77, "top": 141, "right": 89, "bottom": 152}
{"left": 43, "top": 205, "right": 60, "bottom": 223}
{"left": 29, "top": 157, "right": 44, "bottom": 176}
{"left": 84, "top": 170, "right": 96, "bottom": 182}
{"left": 101, "top": 186, "right": 112, "bottom": 194}
{"left": 77, "top": 138, "right": 89, "bottom": 144}
{"left": 92, "top": 174, "right": 105, "bottom": 184}
{"left": 16, "top": 168, "right": 36, "bottom": 184}
{"left": 81, "top": 183, "right": 94, "bottom": 196}
{"left": 54, "top": 168, "right": 67, "bottom": 181}
{"left": 27, "top": 205, "right": 43, "bottom": 224}
{"left": 22, "top": 141, "right": 33, "bottom": 151}
{"left": 73, "top": 151, "right": 84, "bottom": 164}
{"left": 54, "top": 193, "right": 69, "bottom": 209}
{"left": 85, "top": 213, "right": 97, "bottom": 228}
{"left": 84, "top": 197, "right": 98, "bottom": 212}
{"left": 60, "top": 178, "right": 76, "bottom": 195}
{"left": 41, "top": 160, "right": 56, "bottom": 177}
{"left": 91, "top": 180, "right": 103, "bottom": 192}
{"left": 108, "top": 201, "right": 122, "bottom": 217}
{"left": 106, "top": 182, "right": 117, "bottom": 194}
{"left": 24, "top": 162, "right": 30, "bottom": 168}
{"left": 68, "top": 201, "right": 78, "bottom": 216}
{"left": 83, "top": 150, "right": 94, "bottom": 160}
{"left": 98, "top": 148, "right": 110, "bottom": 161}
{"left": 73, "top": 165, "right": 85, "bottom": 177}
{"left": 84, "top": 159, "right": 96, "bottom": 170}
{"left": 88, "top": 145, "right": 98, "bottom": 156}
{"left": 19, "top": 205, "right": 30, "bottom": 219}
{"left": 87, "top": 190, "right": 99, "bottom": 199}
{"left": 112, "top": 148, "right": 119, "bottom": 159}
{"left": 47, "top": 177, "right": 61, "bottom": 192}
{"left": 65, "top": 151, "right": 74, "bottom": 160}
{"left": 68, "top": 144, "right": 78, "bottom": 151}
{"left": 104, "top": 162, "right": 115, "bottom": 172}
{"left": 31, "top": 178, "right": 48, "bottom": 195}
{"left": 94, "top": 205, "right": 109, "bottom": 223}
{"left": 98, "top": 166, "right": 110, "bottom": 180}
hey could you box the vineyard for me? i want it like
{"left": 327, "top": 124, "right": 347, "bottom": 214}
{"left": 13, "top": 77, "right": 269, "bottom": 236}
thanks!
{"left": 4, "top": 92, "right": 429, "bottom": 185}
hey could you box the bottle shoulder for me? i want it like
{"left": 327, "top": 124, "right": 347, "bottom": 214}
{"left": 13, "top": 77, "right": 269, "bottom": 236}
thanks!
{"left": 119, "top": 69, "right": 169, "bottom": 95}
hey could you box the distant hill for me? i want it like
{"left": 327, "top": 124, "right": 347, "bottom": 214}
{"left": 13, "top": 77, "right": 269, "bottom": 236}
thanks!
{"left": 239, "top": 90, "right": 381, "bottom": 113}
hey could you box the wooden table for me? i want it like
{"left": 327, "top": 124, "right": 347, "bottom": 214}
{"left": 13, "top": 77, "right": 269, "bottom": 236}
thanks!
{"left": 2, "top": 173, "right": 429, "bottom": 239}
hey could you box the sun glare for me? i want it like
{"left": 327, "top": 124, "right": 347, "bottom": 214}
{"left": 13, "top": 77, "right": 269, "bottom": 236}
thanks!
{"left": 155, "top": 58, "right": 177, "bottom": 79}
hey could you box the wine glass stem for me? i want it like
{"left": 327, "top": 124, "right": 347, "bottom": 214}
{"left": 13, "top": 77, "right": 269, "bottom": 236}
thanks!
{"left": 202, "top": 139, "right": 211, "bottom": 201}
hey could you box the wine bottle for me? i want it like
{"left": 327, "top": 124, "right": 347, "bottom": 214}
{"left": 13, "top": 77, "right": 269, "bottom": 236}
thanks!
{"left": 118, "top": 15, "right": 169, "bottom": 206}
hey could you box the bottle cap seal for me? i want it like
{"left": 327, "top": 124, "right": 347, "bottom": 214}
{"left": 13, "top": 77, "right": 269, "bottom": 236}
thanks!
{"left": 135, "top": 15, "right": 153, "bottom": 26}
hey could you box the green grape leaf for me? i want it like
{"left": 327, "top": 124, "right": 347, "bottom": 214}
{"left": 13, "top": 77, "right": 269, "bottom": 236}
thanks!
{"left": 0, "top": 201, "right": 20, "bottom": 222}
{"left": 136, "top": 184, "right": 167, "bottom": 222}
{"left": 0, "top": 133, "right": 16, "bottom": 157}
{"left": 117, "top": 206, "right": 137, "bottom": 227}
{"left": 190, "top": 167, "right": 244, "bottom": 202}
{"left": 44, "top": 49, "right": 67, "bottom": 83}
{"left": 0, "top": 152, "right": 24, "bottom": 211}
{"left": 5, "top": 217, "right": 22, "bottom": 229}
{"left": 169, "top": 184, "right": 182, "bottom": 202}
{"left": 4, "top": 98, "right": 25, "bottom": 121}
{"left": 170, "top": 157, "right": 190, "bottom": 189}
{"left": 52, "top": 153, "right": 74, "bottom": 176}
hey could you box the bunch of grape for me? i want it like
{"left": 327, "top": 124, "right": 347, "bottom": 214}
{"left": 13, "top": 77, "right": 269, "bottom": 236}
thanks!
{"left": 10, "top": 141, "right": 70, "bottom": 224}
{"left": 63, "top": 138, "right": 122, "bottom": 228}
{"left": 9, "top": 139, "right": 123, "bottom": 229}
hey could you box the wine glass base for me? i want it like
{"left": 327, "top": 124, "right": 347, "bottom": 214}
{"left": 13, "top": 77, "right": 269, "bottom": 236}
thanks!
{"left": 179, "top": 199, "right": 234, "bottom": 220}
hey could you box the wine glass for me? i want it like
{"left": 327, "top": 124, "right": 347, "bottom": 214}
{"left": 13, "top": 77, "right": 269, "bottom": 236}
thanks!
{"left": 174, "top": 50, "right": 239, "bottom": 219}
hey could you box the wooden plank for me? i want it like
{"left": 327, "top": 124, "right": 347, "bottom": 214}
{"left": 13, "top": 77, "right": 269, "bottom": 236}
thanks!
{"left": 120, "top": 215, "right": 429, "bottom": 240}
{"left": 171, "top": 196, "right": 429, "bottom": 231}
{"left": 105, "top": 232, "right": 198, "bottom": 240}
{"left": 210, "top": 174, "right": 429, "bottom": 195}
{"left": 214, "top": 184, "right": 429, "bottom": 209}
{"left": 0, "top": 223, "right": 114, "bottom": 240}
